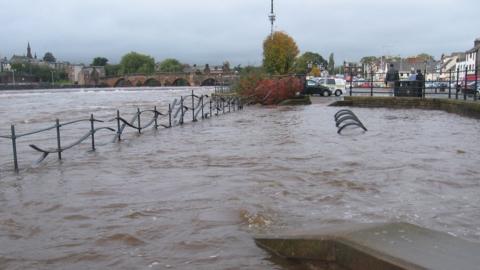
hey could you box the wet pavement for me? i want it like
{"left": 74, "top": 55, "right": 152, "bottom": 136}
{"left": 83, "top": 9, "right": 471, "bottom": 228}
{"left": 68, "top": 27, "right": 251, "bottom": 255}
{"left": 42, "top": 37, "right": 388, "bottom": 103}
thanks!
{"left": 0, "top": 88, "right": 479, "bottom": 269}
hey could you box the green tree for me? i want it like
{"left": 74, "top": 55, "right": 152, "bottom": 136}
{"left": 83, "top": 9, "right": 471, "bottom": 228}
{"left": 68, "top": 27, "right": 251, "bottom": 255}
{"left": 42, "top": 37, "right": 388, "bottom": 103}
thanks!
{"left": 294, "top": 52, "right": 327, "bottom": 74}
{"left": 328, "top": 53, "right": 335, "bottom": 74}
{"left": 43, "top": 52, "right": 56, "bottom": 63}
{"left": 105, "top": 64, "right": 121, "bottom": 76}
{"left": 263, "top": 31, "right": 299, "bottom": 75}
{"left": 158, "top": 58, "right": 183, "bottom": 72}
{"left": 119, "top": 52, "right": 155, "bottom": 75}
{"left": 417, "top": 53, "right": 434, "bottom": 62}
{"left": 360, "top": 56, "right": 378, "bottom": 65}
{"left": 92, "top": 57, "right": 108, "bottom": 66}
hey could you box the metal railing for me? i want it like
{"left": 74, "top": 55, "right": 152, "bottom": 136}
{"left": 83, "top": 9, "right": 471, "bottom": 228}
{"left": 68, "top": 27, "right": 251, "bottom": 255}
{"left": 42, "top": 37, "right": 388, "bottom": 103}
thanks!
{"left": 343, "top": 67, "right": 479, "bottom": 101}
{"left": 0, "top": 90, "right": 243, "bottom": 172}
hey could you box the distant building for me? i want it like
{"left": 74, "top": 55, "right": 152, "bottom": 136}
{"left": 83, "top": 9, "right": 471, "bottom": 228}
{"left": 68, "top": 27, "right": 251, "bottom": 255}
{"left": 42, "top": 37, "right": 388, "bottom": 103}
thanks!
{"left": 343, "top": 62, "right": 364, "bottom": 77}
{"left": 0, "top": 57, "right": 10, "bottom": 72}
{"left": 10, "top": 55, "right": 31, "bottom": 64}
{"left": 74, "top": 66, "right": 106, "bottom": 86}
{"left": 67, "top": 65, "right": 85, "bottom": 84}
{"left": 27, "top": 42, "right": 33, "bottom": 59}
{"left": 439, "top": 52, "right": 464, "bottom": 80}
{"left": 465, "top": 38, "right": 479, "bottom": 73}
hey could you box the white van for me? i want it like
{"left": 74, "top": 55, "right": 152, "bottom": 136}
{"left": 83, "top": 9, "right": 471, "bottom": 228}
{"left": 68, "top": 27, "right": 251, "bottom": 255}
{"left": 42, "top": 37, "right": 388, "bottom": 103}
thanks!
{"left": 317, "top": 78, "right": 345, "bottom": 96}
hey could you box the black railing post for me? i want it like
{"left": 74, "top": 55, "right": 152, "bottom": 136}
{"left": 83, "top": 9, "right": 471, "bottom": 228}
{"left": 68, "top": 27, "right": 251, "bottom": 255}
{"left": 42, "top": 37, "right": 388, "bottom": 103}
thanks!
{"left": 209, "top": 99, "right": 212, "bottom": 118}
{"left": 228, "top": 98, "right": 231, "bottom": 113}
{"left": 191, "top": 90, "right": 196, "bottom": 122}
{"left": 222, "top": 99, "right": 225, "bottom": 114}
{"left": 55, "top": 119, "right": 62, "bottom": 160}
{"left": 349, "top": 71, "right": 353, "bottom": 96}
{"left": 456, "top": 68, "right": 460, "bottom": 100}
{"left": 137, "top": 108, "right": 142, "bottom": 133}
{"left": 90, "top": 114, "right": 95, "bottom": 151}
{"left": 464, "top": 67, "right": 468, "bottom": 101}
{"left": 10, "top": 124, "right": 18, "bottom": 172}
{"left": 448, "top": 70, "right": 452, "bottom": 99}
{"left": 201, "top": 96, "right": 205, "bottom": 119}
{"left": 180, "top": 96, "right": 184, "bottom": 125}
{"left": 154, "top": 106, "right": 158, "bottom": 129}
{"left": 116, "top": 110, "right": 121, "bottom": 141}
{"left": 168, "top": 104, "right": 172, "bottom": 128}
{"left": 370, "top": 71, "right": 374, "bottom": 96}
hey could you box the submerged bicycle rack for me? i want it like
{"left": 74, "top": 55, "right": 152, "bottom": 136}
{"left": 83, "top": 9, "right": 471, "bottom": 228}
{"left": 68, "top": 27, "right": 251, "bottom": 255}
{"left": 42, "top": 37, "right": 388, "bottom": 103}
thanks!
{"left": 334, "top": 109, "right": 368, "bottom": 134}
{"left": 0, "top": 90, "right": 243, "bottom": 172}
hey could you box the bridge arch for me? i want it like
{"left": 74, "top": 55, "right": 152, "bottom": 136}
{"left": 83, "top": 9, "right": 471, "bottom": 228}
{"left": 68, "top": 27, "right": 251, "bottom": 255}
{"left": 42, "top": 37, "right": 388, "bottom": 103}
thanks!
{"left": 201, "top": 78, "right": 217, "bottom": 86}
{"left": 114, "top": 78, "right": 133, "bottom": 87}
{"left": 144, "top": 78, "right": 161, "bottom": 87}
{"left": 172, "top": 78, "right": 190, "bottom": 86}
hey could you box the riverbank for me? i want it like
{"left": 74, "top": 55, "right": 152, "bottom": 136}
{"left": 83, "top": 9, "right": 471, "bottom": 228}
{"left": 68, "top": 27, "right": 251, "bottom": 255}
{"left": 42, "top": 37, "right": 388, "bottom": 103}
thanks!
{"left": 331, "top": 96, "right": 480, "bottom": 119}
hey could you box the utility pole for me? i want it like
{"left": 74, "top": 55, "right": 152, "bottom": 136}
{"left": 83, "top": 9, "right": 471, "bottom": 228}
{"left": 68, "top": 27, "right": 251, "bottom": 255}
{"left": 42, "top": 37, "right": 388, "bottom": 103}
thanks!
{"left": 268, "top": 0, "right": 276, "bottom": 37}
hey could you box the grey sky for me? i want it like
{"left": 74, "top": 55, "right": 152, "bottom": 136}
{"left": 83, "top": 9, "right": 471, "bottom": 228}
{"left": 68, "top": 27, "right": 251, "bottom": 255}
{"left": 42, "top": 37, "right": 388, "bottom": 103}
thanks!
{"left": 1, "top": 0, "right": 479, "bottom": 66}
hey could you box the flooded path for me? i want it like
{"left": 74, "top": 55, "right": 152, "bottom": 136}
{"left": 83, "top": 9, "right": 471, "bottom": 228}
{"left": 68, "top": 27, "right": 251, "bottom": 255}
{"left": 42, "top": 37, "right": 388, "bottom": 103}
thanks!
{"left": 0, "top": 88, "right": 479, "bottom": 269}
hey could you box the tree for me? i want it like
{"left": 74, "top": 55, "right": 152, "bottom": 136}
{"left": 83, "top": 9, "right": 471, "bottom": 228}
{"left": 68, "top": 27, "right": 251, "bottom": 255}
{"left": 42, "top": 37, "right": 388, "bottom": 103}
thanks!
{"left": 119, "top": 52, "right": 155, "bottom": 75}
{"left": 328, "top": 53, "right": 335, "bottom": 74}
{"left": 360, "top": 56, "right": 378, "bottom": 65}
{"left": 417, "top": 53, "right": 435, "bottom": 62}
{"left": 294, "top": 52, "right": 327, "bottom": 74}
{"left": 263, "top": 31, "right": 299, "bottom": 75}
{"left": 158, "top": 58, "right": 183, "bottom": 72}
{"left": 43, "top": 52, "right": 56, "bottom": 63}
{"left": 309, "top": 65, "right": 321, "bottom": 77}
{"left": 105, "top": 64, "right": 121, "bottom": 76}
{"left": 92, "top": 57, "right": 108, "bottom": 66}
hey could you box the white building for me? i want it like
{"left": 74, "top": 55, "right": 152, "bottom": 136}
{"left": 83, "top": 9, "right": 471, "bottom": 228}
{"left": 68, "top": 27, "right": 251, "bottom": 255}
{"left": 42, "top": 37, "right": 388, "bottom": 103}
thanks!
{"left": 0, "top": 57, "right": 11, "bottom": 72}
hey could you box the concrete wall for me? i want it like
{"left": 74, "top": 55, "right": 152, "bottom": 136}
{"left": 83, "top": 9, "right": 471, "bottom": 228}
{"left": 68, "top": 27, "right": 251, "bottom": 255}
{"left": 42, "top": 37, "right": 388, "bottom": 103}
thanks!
{"left": 331, "top": 96, "right": 480, "bottom": 119}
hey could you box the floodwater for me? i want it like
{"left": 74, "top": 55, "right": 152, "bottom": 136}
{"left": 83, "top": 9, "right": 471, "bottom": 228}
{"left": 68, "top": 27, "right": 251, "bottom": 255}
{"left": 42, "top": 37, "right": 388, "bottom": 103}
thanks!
{"left": 0, "top": 88, "right": 480, "bottom": 270}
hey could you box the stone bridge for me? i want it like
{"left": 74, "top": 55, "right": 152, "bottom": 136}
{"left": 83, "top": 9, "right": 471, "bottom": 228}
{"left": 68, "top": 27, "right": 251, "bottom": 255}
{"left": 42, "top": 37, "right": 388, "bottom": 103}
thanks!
{"left": 99, "top": 73, "right": 239, "bottom": 87}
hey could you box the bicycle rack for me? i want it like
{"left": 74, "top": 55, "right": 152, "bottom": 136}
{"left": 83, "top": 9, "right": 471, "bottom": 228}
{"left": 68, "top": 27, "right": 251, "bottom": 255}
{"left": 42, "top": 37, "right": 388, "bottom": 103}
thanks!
{"left": 334, "top": 109, "right": 367, "bottom": 134}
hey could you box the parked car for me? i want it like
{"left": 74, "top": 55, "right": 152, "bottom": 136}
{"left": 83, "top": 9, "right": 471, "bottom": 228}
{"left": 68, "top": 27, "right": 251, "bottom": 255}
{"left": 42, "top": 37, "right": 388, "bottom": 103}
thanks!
{"left": 462, "top": 81, "right": 480, "bottom": 95}
{"left": 359, "top": 82, "right": 373, "bottom": 88}
{"left": 302, "top": 80, "right": 331, "bottom": 96}
{"left": 316, "top": 78, "right": 345, "bottom": 96}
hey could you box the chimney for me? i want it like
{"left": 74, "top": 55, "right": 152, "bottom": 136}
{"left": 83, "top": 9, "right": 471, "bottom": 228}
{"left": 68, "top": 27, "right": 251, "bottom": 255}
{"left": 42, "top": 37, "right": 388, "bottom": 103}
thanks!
{"left": 475, "top": 38, "right": 480, "bottom": 47}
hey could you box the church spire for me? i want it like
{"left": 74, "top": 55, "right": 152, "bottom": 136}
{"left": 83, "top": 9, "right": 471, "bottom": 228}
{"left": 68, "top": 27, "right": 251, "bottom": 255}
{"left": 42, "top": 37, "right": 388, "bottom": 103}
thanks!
{"left": 27, "top": 42, "right": 33, "bottom": 59}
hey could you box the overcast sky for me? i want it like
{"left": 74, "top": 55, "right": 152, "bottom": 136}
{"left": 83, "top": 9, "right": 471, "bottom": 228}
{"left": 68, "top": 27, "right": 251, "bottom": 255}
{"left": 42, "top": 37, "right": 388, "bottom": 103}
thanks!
{"left": 1, "top": 0, "right": 479, "bottom": 66}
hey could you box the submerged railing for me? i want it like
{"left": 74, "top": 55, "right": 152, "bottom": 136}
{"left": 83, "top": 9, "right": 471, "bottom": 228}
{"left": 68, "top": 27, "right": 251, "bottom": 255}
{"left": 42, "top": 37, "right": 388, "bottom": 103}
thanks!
{"left": 0, "top": 90, "right": 243, "bottom": 172}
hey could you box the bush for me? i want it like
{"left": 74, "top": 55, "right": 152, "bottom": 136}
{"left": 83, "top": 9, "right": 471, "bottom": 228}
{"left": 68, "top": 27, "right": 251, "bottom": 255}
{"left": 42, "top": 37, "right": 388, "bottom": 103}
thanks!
{"left": 236, "top": 74, "right": 303, "bottom": 105}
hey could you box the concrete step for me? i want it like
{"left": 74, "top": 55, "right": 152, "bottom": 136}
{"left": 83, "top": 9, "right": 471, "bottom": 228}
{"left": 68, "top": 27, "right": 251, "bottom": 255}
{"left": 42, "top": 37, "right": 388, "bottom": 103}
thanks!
{"left": 255, "top": 222, "right": 480, "bottom": 270}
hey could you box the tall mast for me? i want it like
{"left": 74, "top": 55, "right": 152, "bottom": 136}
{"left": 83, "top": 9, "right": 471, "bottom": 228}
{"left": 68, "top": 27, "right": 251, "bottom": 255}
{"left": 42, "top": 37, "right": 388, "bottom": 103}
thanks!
{"left": 268, "top": 0, "right": 276, "bottom": 37}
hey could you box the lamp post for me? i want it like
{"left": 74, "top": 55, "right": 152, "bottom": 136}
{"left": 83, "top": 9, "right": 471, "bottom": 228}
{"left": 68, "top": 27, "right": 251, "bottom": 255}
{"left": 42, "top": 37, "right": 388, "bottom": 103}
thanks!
{"left": 51, "top": 70, "right": 55, "bottom": 87}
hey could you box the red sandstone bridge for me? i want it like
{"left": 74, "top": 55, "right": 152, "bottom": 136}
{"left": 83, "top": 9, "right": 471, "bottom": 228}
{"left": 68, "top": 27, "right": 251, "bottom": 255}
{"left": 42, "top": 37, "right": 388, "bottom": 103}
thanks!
{"left": 99, "top": 73, "right": 239, "bottom": 87}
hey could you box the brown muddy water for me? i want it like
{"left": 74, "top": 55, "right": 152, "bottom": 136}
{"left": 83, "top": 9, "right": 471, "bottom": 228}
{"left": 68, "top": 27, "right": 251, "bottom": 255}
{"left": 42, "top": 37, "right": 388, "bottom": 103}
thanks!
{"left": 0, "top": 88, "right": 479, "bottom": 269}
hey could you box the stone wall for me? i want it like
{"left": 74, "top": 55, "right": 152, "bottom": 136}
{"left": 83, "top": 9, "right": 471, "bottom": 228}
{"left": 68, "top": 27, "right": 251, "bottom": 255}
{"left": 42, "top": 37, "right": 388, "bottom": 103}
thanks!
{"left": 330, "top": 96, "right": 480, "bottom": 119}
